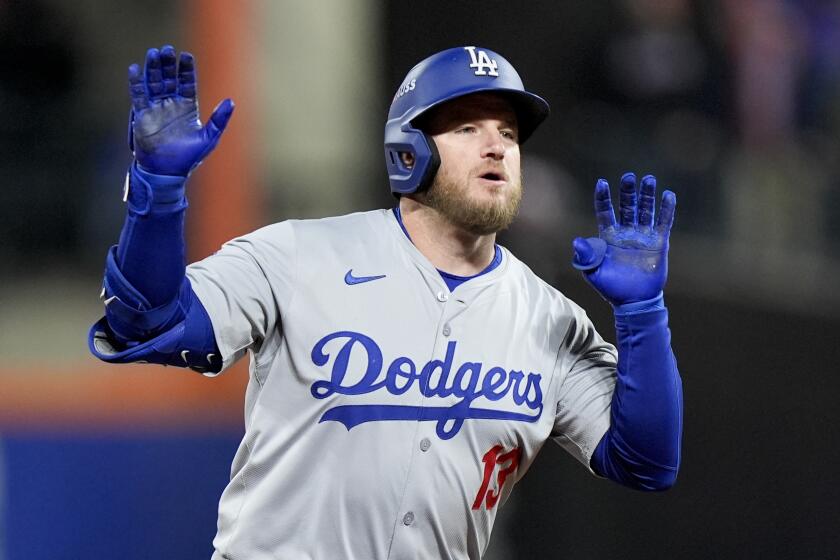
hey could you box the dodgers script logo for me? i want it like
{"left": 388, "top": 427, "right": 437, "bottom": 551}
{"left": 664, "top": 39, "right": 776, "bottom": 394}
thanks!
{"left": 464, "top": 46, "right": 499, "bottom": 77}
{"left": 310, "top": 331, "right": 544, "bottom": 440}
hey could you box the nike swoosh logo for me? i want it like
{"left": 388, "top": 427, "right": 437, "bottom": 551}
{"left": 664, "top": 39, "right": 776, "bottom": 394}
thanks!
{"left": 345, "top": 269, "right": 386, "bottom": 285}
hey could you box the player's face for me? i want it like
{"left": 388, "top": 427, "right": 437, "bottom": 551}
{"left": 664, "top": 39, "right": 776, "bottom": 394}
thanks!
{"left": 416, "top": 93, "right": 522, "bottom": 235}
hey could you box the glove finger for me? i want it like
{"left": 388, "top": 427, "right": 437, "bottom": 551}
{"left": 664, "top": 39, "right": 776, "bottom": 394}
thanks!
{"left": 594, "top": 178, "right": 616, "bottom": 232}
{"left": 205, "top": 98, "right": 235, "bottom": 141}
{"left": 618, "top": 171, "right": 637, "bottom": 227}
{"left": 177, "top": 51, "right": 197, "bottom": 100}
{"left": 160, "top": 45, "right": 177, "bottom": 95}
{"left": 638, "top": 174, "right": 656, "bottom": 230}
{"left": 655, "top": 190, "right": 677, "bottom": 235}
{"left": 190, "top": 100, "right": 234, "bottom": 173}
{"left": 144, "top": 47, "right": 164, "bottom": 99}
{"left": 571, "top": 237, "right": 607, "bottom": 271}
{"left": 127, "top": 63, "right": 149, "bottom": 111}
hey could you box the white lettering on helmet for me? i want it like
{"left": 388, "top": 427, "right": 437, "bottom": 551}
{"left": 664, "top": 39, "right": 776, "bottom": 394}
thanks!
{"left": 393, "top": 79, "right": 417, "bottom": 102}
{"left": 464, "top": 46, "right": 499, "bottom": 77}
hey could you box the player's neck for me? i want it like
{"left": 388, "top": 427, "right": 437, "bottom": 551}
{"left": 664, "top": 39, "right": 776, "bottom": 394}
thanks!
{"left": 398, "top": 197, "right": 497, "bottom": 276}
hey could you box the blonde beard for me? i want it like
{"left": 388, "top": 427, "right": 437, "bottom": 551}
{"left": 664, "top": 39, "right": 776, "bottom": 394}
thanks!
{"left": 416, "top": 172, "right": 523, "bottom": 235}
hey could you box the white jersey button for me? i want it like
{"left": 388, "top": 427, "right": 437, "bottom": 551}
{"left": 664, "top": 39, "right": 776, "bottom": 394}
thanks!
{"left": 442, "top": 324, "right": 451, "bottom": 337}
{"left": 403, "top": 511, "right": 415, "bottom": 526}
{"left": 436, "top": 291, "right": 449, "bottom": 302}
{"left": 420, "top": 438, "right": 431, "bottom": 452}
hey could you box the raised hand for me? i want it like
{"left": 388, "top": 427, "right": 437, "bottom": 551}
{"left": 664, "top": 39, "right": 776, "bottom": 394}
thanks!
{"left": 571, "top": 173, "right": 676, "bottom": 305}
{"left": 127, "top": 45, "right": 234, "bottom": 177}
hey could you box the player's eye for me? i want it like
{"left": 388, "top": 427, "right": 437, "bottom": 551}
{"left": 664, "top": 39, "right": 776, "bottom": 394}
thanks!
{"left": 456, "top": 125, "right": 477, "bottom": 134}
{"left": 500, "top": 129, "right": 518, "bottom": 142}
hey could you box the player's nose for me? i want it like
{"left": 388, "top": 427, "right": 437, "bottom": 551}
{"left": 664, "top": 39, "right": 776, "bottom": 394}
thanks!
{"left": 480, "top": 128, "right": 506, "bottom": 160}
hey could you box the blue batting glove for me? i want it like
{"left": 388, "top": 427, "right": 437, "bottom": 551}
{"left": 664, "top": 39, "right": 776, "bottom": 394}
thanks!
{"left": 127, "top": 45, "right": 234, "bottom": 177}
{"left": 572, "top": 173, "right": 676, "bottom": 306}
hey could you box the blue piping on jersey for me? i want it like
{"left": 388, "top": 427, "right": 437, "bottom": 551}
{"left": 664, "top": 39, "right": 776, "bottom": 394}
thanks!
{"left": 392, "top": 206, "right": 502, "bottom": 291}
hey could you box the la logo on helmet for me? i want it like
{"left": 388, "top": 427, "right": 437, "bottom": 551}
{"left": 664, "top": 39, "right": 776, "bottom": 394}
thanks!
{"left": 464, "top": 46, "right": 499, "bottom": 77}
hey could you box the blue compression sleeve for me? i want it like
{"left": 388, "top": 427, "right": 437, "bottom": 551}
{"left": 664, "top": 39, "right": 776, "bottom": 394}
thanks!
{"left": 116, "top": 162, "right": 188, "bottom": 307}
{"left": 589, "top": 294, "right": 683, "bottom": 491}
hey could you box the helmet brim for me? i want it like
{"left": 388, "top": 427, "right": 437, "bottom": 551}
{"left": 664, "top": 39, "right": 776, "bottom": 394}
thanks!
{"left": 408, "top": 87, "right": 550, "bottom": 144}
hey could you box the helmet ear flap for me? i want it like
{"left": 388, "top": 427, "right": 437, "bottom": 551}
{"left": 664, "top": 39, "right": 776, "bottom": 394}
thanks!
{"left": 413, "top": 133, "right": 440, "bottom": 194}
{"left": 384, "top": 125, "right": 441, "bottom": 195}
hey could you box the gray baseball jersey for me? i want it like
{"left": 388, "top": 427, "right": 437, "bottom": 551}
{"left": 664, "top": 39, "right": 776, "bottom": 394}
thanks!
{"left": 186, "top": 208, "right": 617, "bottom": 560}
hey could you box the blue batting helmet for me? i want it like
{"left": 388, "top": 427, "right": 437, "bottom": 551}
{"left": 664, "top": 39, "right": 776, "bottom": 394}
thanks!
{"left": 384, "top": 46, "right": 550, "bottom": 195}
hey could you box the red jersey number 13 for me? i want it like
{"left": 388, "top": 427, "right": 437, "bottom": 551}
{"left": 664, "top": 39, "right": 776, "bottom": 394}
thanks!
{"left": 472, "top": 444, "right": 521, "bottom": 510}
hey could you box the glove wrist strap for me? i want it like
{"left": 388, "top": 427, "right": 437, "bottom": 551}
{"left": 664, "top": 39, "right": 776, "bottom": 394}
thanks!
{"left": 125, "top": 161, "right": 188, "bottom": 216}
{"left": 612, "top": 292, "right": 665, "bottom": 315}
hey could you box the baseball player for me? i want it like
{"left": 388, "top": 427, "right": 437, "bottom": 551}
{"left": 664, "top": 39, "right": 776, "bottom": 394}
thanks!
{"left": 89, "top": 45, "right": 682, "bottom": 560}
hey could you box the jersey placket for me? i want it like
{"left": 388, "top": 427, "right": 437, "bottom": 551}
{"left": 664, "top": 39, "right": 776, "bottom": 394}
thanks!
{"left": 388, "top": 284, "right": 473, "bottom": 559}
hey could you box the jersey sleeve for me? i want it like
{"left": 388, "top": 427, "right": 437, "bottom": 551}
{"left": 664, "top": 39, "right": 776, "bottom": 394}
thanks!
{"left": 550, "top": 303, "right": 618, "bottom": 471}
{"left": 186, "top": 221, "right": 297, "bottom": 373}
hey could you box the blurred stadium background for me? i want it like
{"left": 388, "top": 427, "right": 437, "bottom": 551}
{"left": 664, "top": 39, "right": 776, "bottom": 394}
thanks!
{"left": 1, "top": 0, "right": 839, "bottom": 558}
